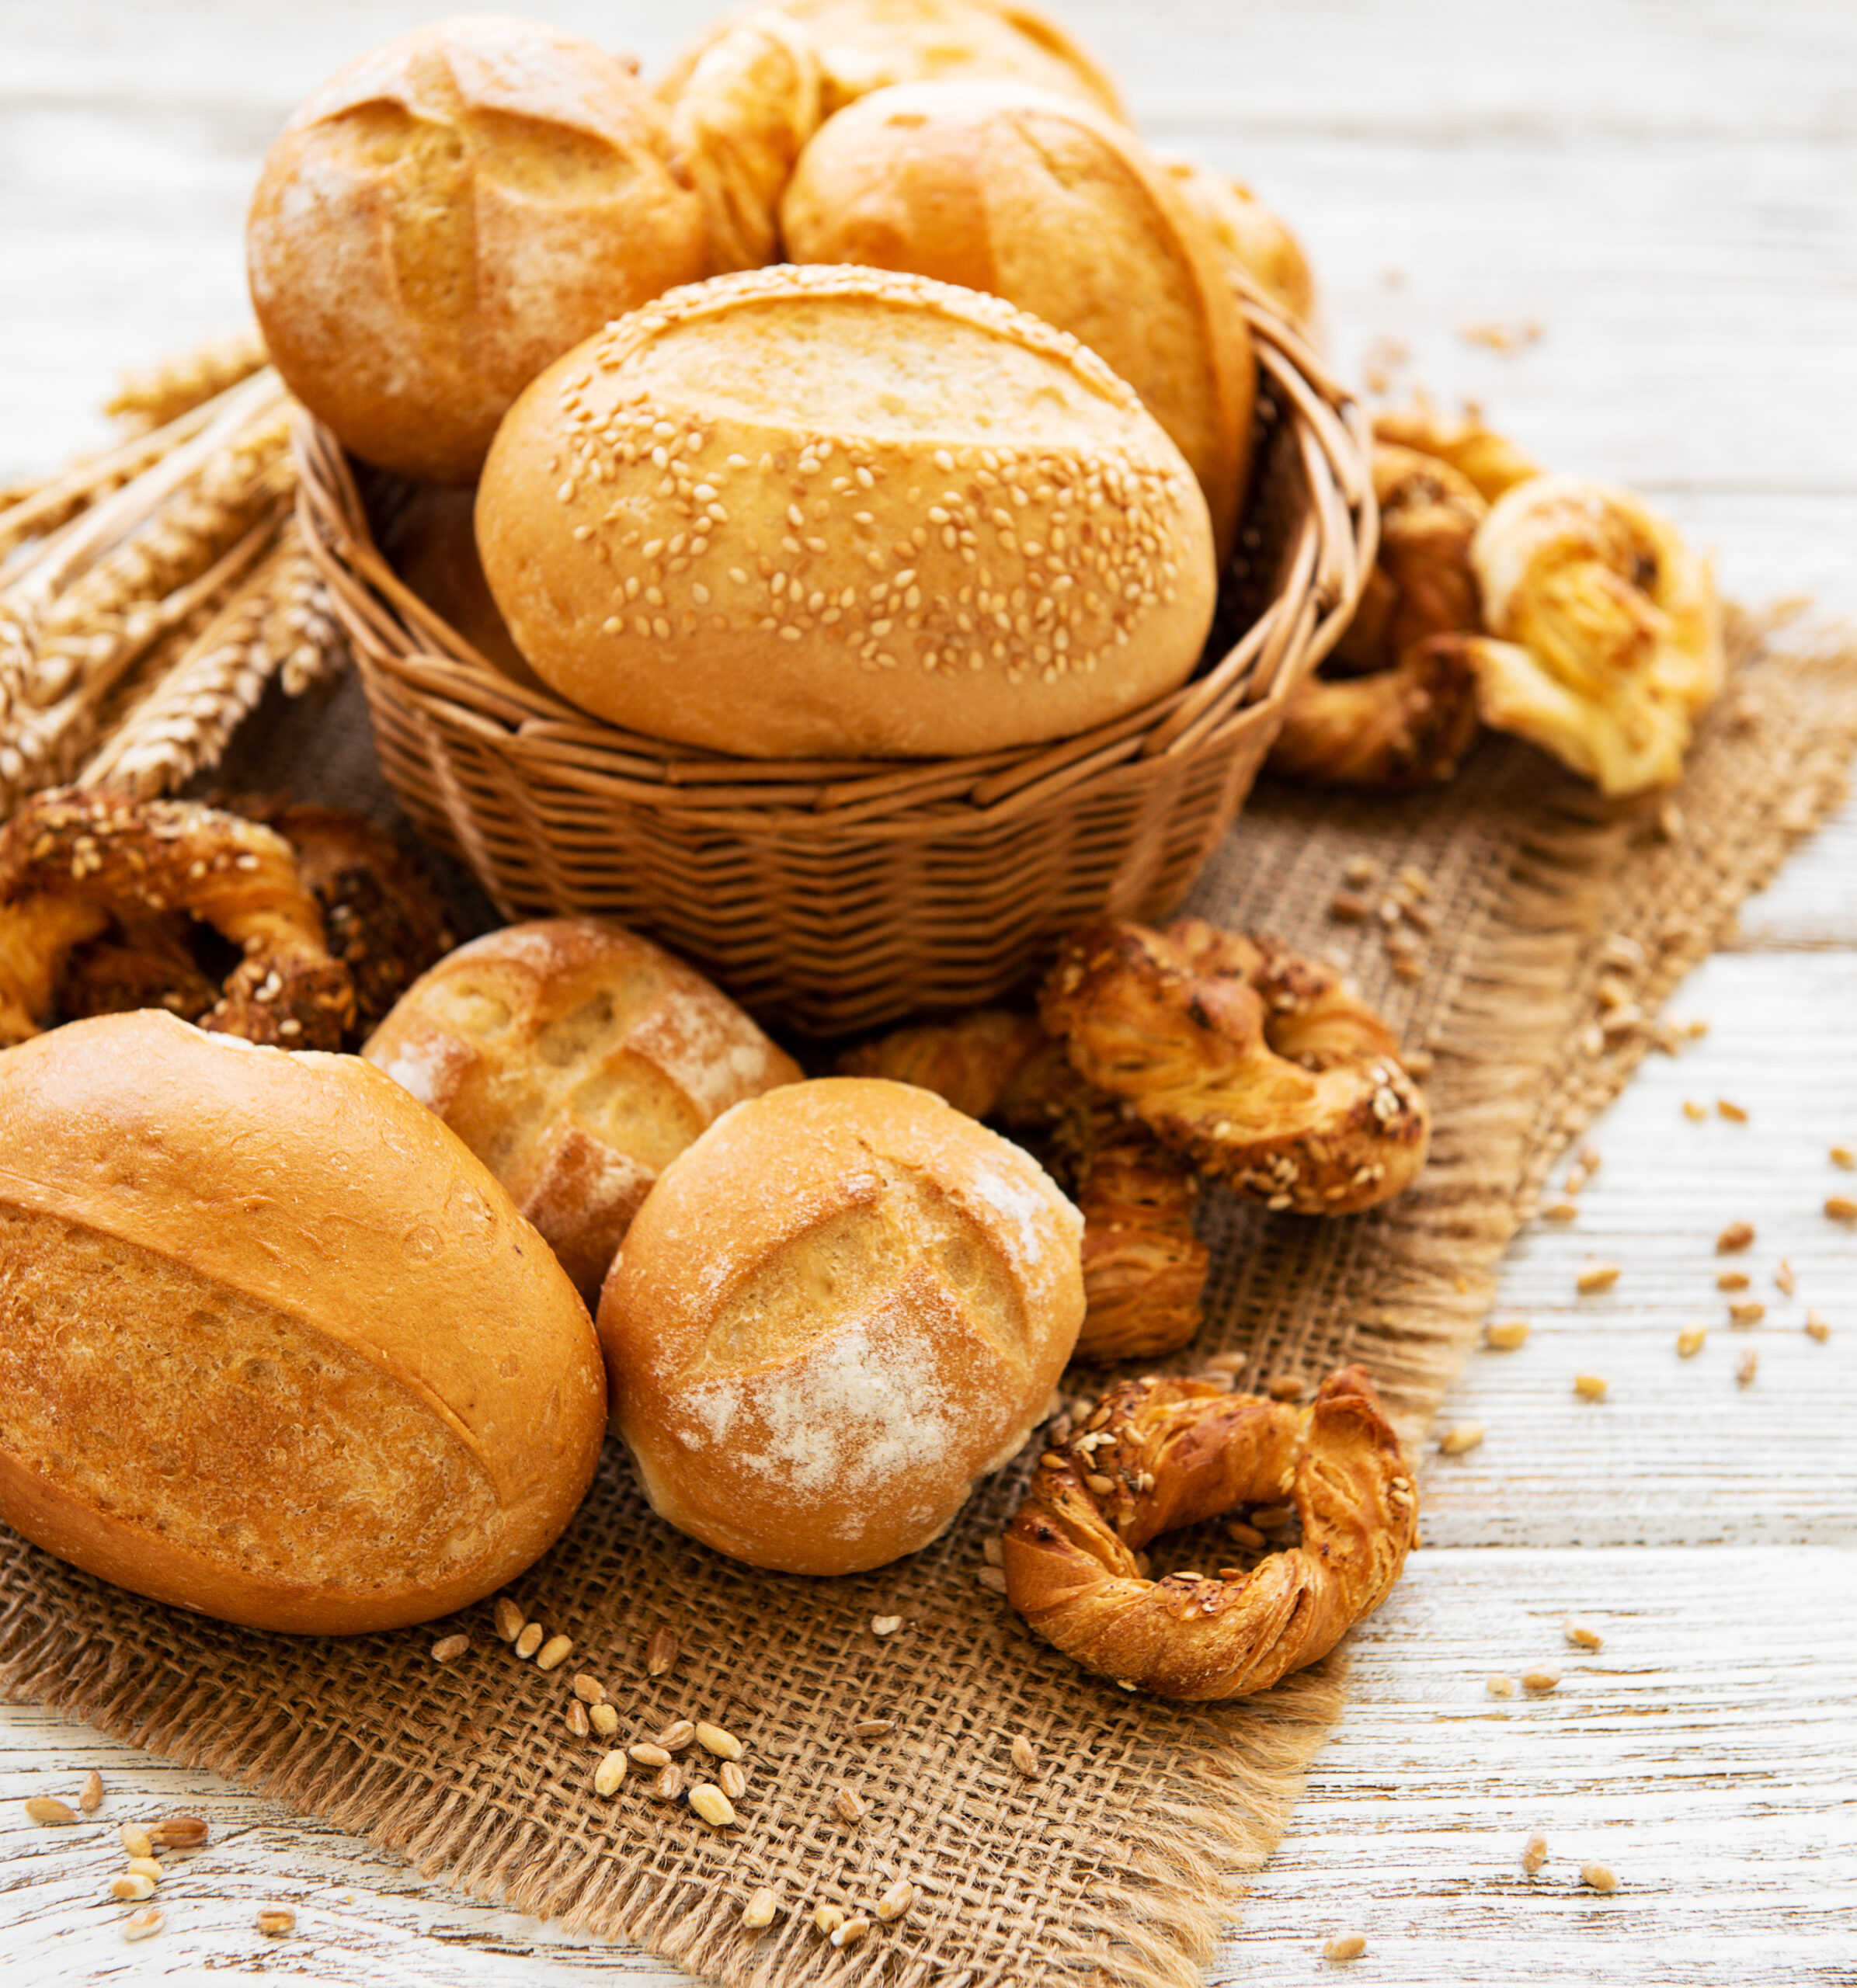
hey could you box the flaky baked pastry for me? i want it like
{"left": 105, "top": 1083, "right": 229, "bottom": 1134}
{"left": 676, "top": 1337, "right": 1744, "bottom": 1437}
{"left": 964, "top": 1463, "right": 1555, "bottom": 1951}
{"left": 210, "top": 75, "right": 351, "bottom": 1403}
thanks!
{"left": 1372, "top": 402, "right": 1542, "bottom": 503}
{"left": 835, "top": 1006, "right": 1046, "bottom": 1118}
{"left": 1462, "top": 474, "right": 1726, "bottom": 795}
{"left": 1267, "top": 634, "right": 1482, "bottom": 787}
{"left": 836, "top": 1010, "right": 1208, "bottom": 1360}
{"left": 233, "top": 802, "right": 454, "bottom": 1041}
{"left": 0, "top": 789, "right": 353, "bottom": 1049}
{"left": 997, "top": 1044, "right": 1208, "bottom": 1361}
{"left": 1040, "top": 917, "right": 1428, "bottom": 1214}
{"left": 1269, "top": 442, "right": 1489, "bottom": 786}
{"left": 1001, "top": 1365, "right": 1418, "bottom": 1698}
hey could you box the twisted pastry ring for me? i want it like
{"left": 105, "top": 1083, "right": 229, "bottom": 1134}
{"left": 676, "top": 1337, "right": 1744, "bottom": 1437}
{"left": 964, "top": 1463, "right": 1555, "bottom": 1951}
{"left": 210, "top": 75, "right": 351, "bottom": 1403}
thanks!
{"left": 1002, "top": 1366, "right": 1418, "bottom": 1699}
{"left": 0, "top": 789, "right": 353, "bottom": 1050}
{"left": 1040, "top": 918, "right": 1428, "bottom": 1215}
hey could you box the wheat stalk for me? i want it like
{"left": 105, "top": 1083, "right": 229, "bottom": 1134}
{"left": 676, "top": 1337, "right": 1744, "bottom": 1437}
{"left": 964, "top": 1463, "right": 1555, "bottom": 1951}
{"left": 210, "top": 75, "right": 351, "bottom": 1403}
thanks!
{"left": 104, "top": 325, "right": 268, "bottom": 435}
{"left": 0, "top": 335, "right": 348, "bottom": 815}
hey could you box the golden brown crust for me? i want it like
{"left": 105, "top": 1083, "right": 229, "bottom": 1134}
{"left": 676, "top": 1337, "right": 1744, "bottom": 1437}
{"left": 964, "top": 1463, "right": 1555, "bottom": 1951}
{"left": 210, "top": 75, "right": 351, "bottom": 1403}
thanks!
{"left": 475, "top": 264, "right": 1218, "bottom": 759}
{"left": 658, "top": 0, "right": 1125, "bottom": 122}
{"left": 995, "top": 1044, "right": 1207, "bottom": 1361}
{"left": 1267, "top": 632, "right": 1482, "bottom": 787}
{"left": 778, "top": 80, "right": 1254, "bottom": 561}
{"left": 1156, "top": 157, "right": 1316, "bottom": 331}
{"left": 0, "top": 789, "right": 353, "bottom": 1050}
{"left": 1372, "top": 403, "right": 1541, "bottom": 503}
{"left": 236, "top": 801, "right": 455, "bottom": 1041}
{"left": 669, "top": 9, "right": 826, "bottom": 271}
{"left": 1001, "top": 1364, "right": 1418, "bottom": 1698}
{"left": 1269, "top": 442, "right": 1489, "bottom": 788}
{"left": 365, "top": 919, "right": 802, "bottom": 1304}
{"left": 247, "top": 16, "right": 707, "bottom": 481}
{"left": 835, "top": 1007, "right": 1046, "bottom": 1118}
{"left": 1039, "top": 917, "right": 1428, "bottom": 1215}
{"left": 0, "top": 1011, "right": 606, "bottom": 1634}
{"left": 598, "top": 1076, "right": 1083, "bottom": 1574}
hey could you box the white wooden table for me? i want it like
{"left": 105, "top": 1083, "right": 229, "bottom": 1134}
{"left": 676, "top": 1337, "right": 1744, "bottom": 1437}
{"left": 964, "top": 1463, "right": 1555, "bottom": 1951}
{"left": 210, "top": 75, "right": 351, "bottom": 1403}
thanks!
{"left": 2, "top": 4, "right": 1854, "bottom": 1981}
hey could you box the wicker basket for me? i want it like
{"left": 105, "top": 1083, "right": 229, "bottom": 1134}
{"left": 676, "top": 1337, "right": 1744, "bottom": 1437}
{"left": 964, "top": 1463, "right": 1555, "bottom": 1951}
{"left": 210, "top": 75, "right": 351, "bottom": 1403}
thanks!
{"left": 296, "top": 294, "right": 1374, "bottom": 1034}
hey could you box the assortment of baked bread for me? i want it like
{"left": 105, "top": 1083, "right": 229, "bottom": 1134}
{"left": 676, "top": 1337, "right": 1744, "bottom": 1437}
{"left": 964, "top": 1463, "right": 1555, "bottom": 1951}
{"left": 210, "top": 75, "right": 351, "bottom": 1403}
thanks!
{"left": 6, "top": 0, "right": 1729, "bottom": 1698}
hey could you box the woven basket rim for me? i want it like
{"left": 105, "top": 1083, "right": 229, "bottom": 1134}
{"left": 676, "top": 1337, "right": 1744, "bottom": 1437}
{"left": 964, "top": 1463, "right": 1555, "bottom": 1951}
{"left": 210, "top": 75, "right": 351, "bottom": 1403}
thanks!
{"left": 297, "top": 287, "right": 1375, "bottom": 832}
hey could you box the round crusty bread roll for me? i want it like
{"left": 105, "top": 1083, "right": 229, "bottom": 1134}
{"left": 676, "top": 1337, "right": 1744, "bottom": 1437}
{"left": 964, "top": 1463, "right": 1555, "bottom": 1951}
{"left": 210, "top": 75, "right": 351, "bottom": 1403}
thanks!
{"left": 0, "top": 1010, "right": 606, "bottom": 1634}
{"left": 658, "top": 0, "right": 1125, "bottom": 123}
{"left": 779, "top": 80, "right": 1254, "bottom": 562}
{"left": 247, "top": 14, "right": 708, "bottom": 483}
{"left": 1157, "top": 156, "right": 1317, "bottom": 334}
{"left": 364, "top": 919, "right": 802, "bottom": 1303}
{"left": 659, "top": 0, "right": 1125, "bottom": 272}
{"left": 475, "top": 264, "right": 1219, "bottom": 759}
{"left": 599, "top": 1076, "right": 1084, "bottom": 1574}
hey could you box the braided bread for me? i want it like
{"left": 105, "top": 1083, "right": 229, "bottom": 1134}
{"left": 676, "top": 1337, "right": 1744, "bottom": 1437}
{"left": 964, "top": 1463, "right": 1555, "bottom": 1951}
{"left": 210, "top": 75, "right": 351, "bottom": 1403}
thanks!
{"left": 0, "top": 790, "right": 353, "bottom": 1049}
{"left": 1040, "top": 919, "right": 1428, "bottom": 1215}
{"left": 1002, "top": 1365, "right": 1418, "bottom": 1699}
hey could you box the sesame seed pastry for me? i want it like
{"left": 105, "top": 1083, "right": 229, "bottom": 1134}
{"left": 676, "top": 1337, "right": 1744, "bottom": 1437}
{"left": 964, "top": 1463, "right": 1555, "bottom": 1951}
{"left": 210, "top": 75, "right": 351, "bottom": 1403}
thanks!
{"left": 1038, "top": 916, "right": 1429, "bottom": 1215}
{"left": 1001, "top": 1364, "right": 1418, "bottom": 1699}
{"left": 0, "top": 787, "right": 353, "bottom": 1051}
{"left": 473, "top": 263, "right": 1219, "bottom": 759}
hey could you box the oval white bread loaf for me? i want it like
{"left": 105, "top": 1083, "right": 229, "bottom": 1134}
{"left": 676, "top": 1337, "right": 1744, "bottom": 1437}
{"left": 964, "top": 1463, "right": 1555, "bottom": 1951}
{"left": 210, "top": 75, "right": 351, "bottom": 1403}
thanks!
{"left": 474, "top": 263, "right": 1219, "bottom": 759}
{"left": 364, "top": 919, "right": 802, "bottom": 1303}
{"left": 779, "top": 79, "right": 1254, "bottom": 561}
{"left": 0, "top": 1011, "right": 606, "bottom": 1634}
{"left": 599, "top": 1076, "right": 1083, "bottom": 1574}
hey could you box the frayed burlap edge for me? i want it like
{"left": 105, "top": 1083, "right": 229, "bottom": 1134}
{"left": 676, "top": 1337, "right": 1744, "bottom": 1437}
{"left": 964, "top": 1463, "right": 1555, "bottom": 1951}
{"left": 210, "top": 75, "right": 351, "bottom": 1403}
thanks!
{"left": 2, "top": 610, "right": 1854, "bottom": 1988}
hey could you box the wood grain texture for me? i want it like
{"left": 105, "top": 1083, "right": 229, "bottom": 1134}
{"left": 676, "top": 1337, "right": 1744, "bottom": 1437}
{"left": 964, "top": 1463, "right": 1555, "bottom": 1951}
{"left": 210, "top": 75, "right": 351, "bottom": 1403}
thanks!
{"left": 1, "top": 1, "right": 1854, "bottom": 1982}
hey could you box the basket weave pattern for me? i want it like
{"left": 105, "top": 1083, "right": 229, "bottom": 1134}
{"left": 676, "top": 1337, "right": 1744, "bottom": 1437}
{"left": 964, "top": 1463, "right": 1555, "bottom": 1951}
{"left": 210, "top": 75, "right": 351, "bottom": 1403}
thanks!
{"left": 297, "top": 297, "right": 1373, "bottom": 1031}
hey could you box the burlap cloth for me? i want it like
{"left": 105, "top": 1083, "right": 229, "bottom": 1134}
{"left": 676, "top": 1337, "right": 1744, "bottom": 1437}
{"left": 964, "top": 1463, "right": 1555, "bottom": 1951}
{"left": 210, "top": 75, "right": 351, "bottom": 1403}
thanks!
{"left": 3, "top": 606, "right": 1855, "bottom": 1988}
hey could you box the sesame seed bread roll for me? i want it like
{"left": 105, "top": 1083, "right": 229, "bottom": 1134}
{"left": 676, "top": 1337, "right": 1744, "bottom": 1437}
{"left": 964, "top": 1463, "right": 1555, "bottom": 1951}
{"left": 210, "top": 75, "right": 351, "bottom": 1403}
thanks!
{"left": 779, "top": 80, "right": 1255, "bottom": 562}
{"left": 475, "top": 265, "right": 1219, "bottom": 759}
{"left": 0, "top": 1010, "right": 606, "bottom": 1635}
{"left": 598, "top": 1077, "right": 1083, "bottom": 1574}
{"left": 364, "top": 919, "right": 803, "bottom": 1304}
{"left": 247, "top": 15, "right": 708, "bottom": 484}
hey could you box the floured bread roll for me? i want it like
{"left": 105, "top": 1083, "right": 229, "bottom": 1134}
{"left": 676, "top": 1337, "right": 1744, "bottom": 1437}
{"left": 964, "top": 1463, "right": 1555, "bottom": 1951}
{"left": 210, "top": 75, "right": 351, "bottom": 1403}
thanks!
{"left": 364, "top": 919, "right": 802, "bottom": 1302}
{"left": 0, "top": 1011, "right": 605, "bottom": 1634}
{"left": 599, "top": 1077, "right": 1084, "bottom": 1574}
{"left": 247, "top": 15, "right": 708, "bottom": 481}
{"left": 475, "top": 264, "right": 1219, "bottom": 759}
{"left": 780, "top": 81, "right": 1254, "bottom": 561}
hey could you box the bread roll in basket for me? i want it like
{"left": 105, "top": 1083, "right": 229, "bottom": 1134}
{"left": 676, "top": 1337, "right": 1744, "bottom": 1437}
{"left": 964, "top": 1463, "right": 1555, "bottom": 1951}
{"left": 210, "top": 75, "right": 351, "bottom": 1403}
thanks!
{"left": 296, "top": 280, "right": 1372, "bottom": 1033}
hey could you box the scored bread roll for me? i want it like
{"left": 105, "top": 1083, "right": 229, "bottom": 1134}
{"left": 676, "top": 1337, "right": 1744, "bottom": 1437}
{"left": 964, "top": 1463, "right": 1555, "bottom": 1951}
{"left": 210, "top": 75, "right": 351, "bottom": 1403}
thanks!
{"left": 779, "top": 80, "right": 1255, "bottom": 561}
{"left": 599, "top": 1077, "right": 1084, "bottom": 1574}
{"left": 658, "top": 0, "right": 1125, "bottom": 123}
{"left": 475, "top": 264, "right": 1219, "bottom": 759}
{"left": 247, "top": 14, "right": 708, "bottom": 482}
{"left": 364, "top": 919, "right": 802, "bottom": 1303}
{"left": 0, "top": 1011, "right": 605, "bottom": 1634}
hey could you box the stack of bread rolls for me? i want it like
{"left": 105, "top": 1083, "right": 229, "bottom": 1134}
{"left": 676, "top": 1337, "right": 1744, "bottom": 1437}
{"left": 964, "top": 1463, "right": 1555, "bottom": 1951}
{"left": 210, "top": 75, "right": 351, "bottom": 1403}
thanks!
{"left": 245, "top": 1, "right": 1316, "bottom": 762}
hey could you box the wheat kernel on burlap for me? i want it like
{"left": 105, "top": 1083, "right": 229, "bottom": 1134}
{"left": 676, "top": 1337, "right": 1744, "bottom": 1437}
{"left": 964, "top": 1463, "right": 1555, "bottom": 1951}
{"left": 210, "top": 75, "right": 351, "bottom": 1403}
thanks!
{"left": 3, "top": 606, "right": 1855, "bottom": 1988}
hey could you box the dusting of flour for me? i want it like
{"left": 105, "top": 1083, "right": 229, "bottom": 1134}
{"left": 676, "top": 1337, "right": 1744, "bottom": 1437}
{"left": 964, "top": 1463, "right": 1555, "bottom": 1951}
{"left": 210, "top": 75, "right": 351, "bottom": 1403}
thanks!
{"left": 682, "top": 1297, "right": 962, "bottom": 1534}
